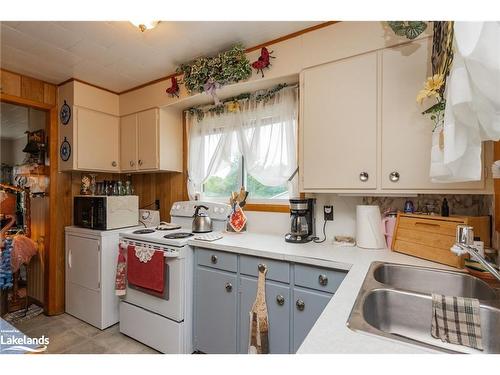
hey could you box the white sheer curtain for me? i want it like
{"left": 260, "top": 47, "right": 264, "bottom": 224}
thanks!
{"left": 431, "top": 22, "right": 500, "bottom": 182}
{"left": 187, "top": 86, "right": 298, "bottom": 199}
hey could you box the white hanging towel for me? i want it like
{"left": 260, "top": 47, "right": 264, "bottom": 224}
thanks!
{"left": 431, "top": 22, "right": 500, "bottom": 183}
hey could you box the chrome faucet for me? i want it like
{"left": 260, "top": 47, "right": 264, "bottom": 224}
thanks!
{"left": 451, "top": 224, "right": 500, "bottom": 282}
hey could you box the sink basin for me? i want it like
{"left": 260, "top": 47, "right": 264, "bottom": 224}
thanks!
{"left": 362, "top": 289, "right": 500, "bottom": 353}
{"left": 348, "top": 261, "right": 500, "bottom": 353}
{"left": 373, "top": 263, "right": 499, "bottom": 300}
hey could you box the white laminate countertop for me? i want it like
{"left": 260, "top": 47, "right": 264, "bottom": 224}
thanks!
{"left": 188, "top": 232, "right": 458, "bottom": 354}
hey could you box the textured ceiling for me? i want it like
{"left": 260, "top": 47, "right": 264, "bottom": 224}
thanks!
{"left": 0, "top": 102, "right": 29, "bottom": 139}
{"left": 0, "top": 21, "right": 321, "bottom": 92}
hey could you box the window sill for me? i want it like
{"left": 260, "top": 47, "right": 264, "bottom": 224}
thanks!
{"left": 243, "top": 203, "right": 290, "bottom": 213}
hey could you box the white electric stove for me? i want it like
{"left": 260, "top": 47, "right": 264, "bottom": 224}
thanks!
{"left": 118, "top": 201, "right": 230, "bottom": 354}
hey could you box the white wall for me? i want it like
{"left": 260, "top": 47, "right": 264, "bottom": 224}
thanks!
{"left": 244, "top": 195, "right": 362, "bottom": 242}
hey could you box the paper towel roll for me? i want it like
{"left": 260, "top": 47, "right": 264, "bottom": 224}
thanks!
{"left": 356, "top": 205, "right": 386, "bottom": 249}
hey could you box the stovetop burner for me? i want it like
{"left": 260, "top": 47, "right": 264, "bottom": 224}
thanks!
{"left": 163, "top": 232, "right": 194, "bottom": 239}
{"left": 133, "top": 229, "right": 156, "bottom": 234}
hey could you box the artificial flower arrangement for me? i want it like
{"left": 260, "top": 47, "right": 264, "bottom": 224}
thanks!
{"left": 416, "top": 73, "right": 446, "bottom": 132}
{"left": 176, "top": 44, "right": 252, "bottom": 95}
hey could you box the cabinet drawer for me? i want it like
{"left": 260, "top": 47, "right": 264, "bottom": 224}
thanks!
{"left": 197, "top": 248, "right": 237, "bottom": 272}
{"left": 294, "top": 264, "right": 347, "bottom": 294}
{"left": 398, "top": 215, "right": 466, "bottom": 237}
{"left": 240, "top": 255, "right": 289, "bottom": 283}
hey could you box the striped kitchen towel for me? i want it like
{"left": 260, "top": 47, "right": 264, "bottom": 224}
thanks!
{"left": 431, "top": 293, "right": 483, "bottom": 351}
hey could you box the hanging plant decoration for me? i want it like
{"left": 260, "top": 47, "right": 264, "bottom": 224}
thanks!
{"left": 251, "top": 47, "right": 275, "bottom": 78}
{"left": 176, "top": 44, "right": 252, "bottom": 102}
{"left": 387, "top": 21, "right": 428, "bottom": 40}
{"left": 165, "top": 77, "right": 180, "bottom": 98}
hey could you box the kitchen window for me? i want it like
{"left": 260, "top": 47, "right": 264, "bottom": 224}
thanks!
{"left": 186, "top": 84, "right": 298, "bottom": 205}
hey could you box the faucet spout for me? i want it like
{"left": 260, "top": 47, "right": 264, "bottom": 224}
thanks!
{"left": 452, "top": 224, "right": 500, "bottom": 282}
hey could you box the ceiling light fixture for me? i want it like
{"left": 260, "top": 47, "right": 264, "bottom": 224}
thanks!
{"left": 130, "top": 20, "right": 160, "bottom": 32}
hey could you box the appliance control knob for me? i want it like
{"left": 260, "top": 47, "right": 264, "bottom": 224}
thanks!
{"left": 359, "top": 172, "right": 369, "bottom": 182}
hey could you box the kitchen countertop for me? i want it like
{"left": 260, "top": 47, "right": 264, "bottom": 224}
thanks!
{"left": 188, "top": 232, "right": 457, "bottom": 354}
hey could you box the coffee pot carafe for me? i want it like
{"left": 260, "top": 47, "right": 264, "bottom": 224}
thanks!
{"left": 285, "top": 198, "right": 315, "bottom": 243}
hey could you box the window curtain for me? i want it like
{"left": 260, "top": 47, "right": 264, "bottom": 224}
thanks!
{"left": 187, "top": 86, "right": 298, "bottom": 199}
{"left": 431, "top": 22, "right": 500, "bottom": 182}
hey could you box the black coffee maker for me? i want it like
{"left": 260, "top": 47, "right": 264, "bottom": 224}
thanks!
{"left": 285, "top": 198, "right": 316, "bottom": 243}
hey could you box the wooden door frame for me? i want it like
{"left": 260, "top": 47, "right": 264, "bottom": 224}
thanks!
{"left": 1, "top": 92, "right": 66, "bottom": 315}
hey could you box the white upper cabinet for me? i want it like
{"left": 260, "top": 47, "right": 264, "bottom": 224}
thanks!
{"left": 381, "top": 38, "right": 484, "bottom": 190}
{"left": 119, "top": 108, "right": 182, "bottom": 173}
{"left": 301, "top": 52, "right": 378, "bottom": 190}
{"left": 300, "top": 37, "right": 489, "bottom": 194}
{"left": 75, "top": 107, "right": 120, "bottom": 172}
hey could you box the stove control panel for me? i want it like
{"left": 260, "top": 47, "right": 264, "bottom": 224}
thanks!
{"left": 170, "top": 201, "right": 231, "bottom": 221}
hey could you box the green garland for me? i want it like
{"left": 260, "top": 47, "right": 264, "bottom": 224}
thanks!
{"left": 186, "top": 83, "right": 290, "bottom": 122}
{"left": 177, "top": 44, "right": 252, "bottom": 94}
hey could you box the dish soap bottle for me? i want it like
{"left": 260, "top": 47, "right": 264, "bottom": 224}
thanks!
{"left": 441, "top": 198, "right": 449, "bottom": 217}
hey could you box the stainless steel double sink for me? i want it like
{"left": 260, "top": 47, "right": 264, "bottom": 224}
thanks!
{"left": 347, "top": 262, "right": 500, "bottom": 353}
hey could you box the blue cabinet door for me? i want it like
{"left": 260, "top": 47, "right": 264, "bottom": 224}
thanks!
{"left": 292, "top": 286, "right": 333, "bottom": 352}
{"left": 194, "top": 266, "right": 238, "bottom": 353}
{"left": 239, "top": 276, "right": 291, "bottom": 353}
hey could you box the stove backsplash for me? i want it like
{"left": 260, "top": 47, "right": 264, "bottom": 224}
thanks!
{"left": 362, "top": 194, "right": 493, "bottom": 217}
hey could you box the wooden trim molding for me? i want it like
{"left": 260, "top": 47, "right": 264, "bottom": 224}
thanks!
{"left": 243, "top": 203, "right": 290, "bottom": 213}
{"left": 58, "top": 77, "right": 120, "bottom": 95}
{"left": 0, "top": 92, "right": 53, "bottom": 110}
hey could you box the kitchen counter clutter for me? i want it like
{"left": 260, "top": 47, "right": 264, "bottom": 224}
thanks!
{"left": 188, "top": 231, "right": 460, "bottom": 354}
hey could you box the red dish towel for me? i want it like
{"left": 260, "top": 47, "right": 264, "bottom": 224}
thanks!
{"left": 127, "top": 245, "right": 165, "bottom": 294}
{"left": 115, "top": 244, "right": 127, "bottom": 296}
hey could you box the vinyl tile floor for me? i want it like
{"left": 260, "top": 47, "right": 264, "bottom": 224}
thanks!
{"left": 12, "top": 313, "right": 160, "bottom": 354}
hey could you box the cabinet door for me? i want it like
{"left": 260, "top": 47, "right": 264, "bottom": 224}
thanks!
{"left": 239, "top": 276, "right": 291, "bottom": 354}
{"left": 120, "top": 114, "right": 138, "bottom": 172}
{"left": 292, "top": 286, "right": 332, "bottom": 353}
{"left": 302, "top": 52, "right": 378, "bottom": 190}
{"left": 194, "top": 266, "right": 237, "bottom": 353}
{"left": 66, "top": 234, "right": 100, "bottom": 291}
{"left": 381, "top": 38, "right": 484, "bottom": 190}
{"left": 76, "top": 107, "right": 120, "bottom": 171}
{"left": 137, "top": 108, "right": 159, "bottom": 170}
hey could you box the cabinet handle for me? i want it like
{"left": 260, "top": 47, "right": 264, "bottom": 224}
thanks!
{"left": 130, "top": 160, "right": 135, "bottom": 167}
{"left": 296, "top": 299, "right": 305, "bottom": 311}
{"left": 318, "top": 274, "right": 328, "bottom": 286}
{"left": 276, "top": 295, "right": 285, "bottom": 306}
{"left": 389, "top": 171, "right": 400, "bottom": 182}
{"left": 68, "top": 249, "right": 72, "bottom": 269}
{"left": 359, "top": 172, "right": 369, "bottom": 182}
{"left": 225, "top": 282, "right": 233, "bottom": 292}
{"left": 138, "top": 159, "right": 143, "bottom": 166}
{"left": 211, "top": 255, "right": 218, "bottom": 264}
{"left": 111, "top": 161, "right": 117, "bottom": 167}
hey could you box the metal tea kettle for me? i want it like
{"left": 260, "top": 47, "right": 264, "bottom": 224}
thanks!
{"left": 192, "top": 205, "right": 212, "bottom": 233}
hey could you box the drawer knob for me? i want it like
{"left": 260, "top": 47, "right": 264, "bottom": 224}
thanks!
{"left": 225, "top": 282, "right": 233, "bottom": 292}
{"left": 296, "top": 299, "right": 305, "bottom": 311}
{"left": 276, "top": 295, "right": 285, "bottom": 306}
{"left": 389, "top": 171, "right": 400, "bottom": 182}
{"left": 318, "top": 274, "right": 328, "bottom": 286}
{"left": 111, "top": 161, "right": 117, "bottom": 167}
{"left": 359, "top": 172, "right": 369, "bottom": 182}
{"left": 258, "top": 263, "right": 267, "bottom": 272}
{"left": 211, "top": 255, "right": 218, "bottom": 264}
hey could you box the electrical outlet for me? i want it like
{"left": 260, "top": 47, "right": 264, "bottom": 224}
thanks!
{"left": 324, "top": 205, "right": 334, "bottom": 221}
{"left": 155, "top": 199, "right": 160, "bottom": 210}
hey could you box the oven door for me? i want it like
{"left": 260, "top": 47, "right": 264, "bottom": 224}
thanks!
{"left": 124, "top": 255, "right": 184, "bottom": 322}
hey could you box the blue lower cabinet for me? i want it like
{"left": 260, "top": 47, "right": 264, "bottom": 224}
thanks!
{"left": 292, "top": 286, "right": 333, "bottom": 352}
{"left": 194, "top": 266, "right": 238, "bottom": 353}
{"left": 239, "top": 276, "right": 291, "bottom": 353}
